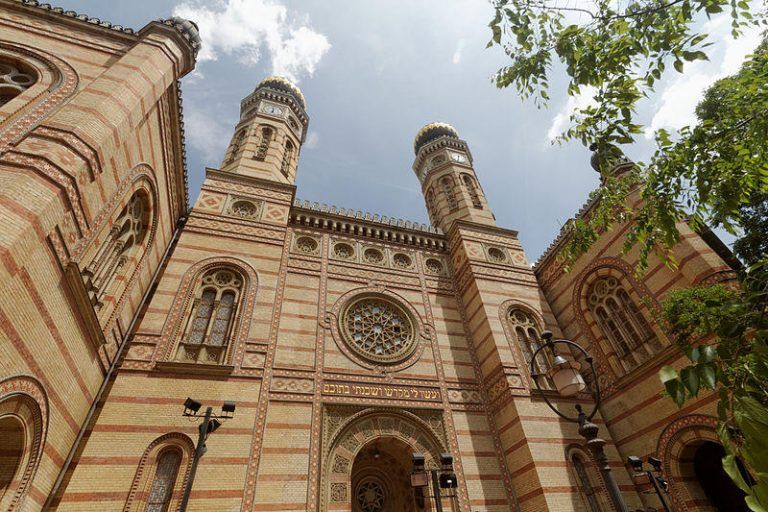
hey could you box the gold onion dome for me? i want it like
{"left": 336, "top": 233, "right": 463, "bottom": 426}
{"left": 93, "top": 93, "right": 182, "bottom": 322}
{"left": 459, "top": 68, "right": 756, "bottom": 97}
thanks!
{"left": 256, "top": 76, "right": 306, "bottom": 109}
{"left": 414, "top": 122, "right": 459, "bottom": 154}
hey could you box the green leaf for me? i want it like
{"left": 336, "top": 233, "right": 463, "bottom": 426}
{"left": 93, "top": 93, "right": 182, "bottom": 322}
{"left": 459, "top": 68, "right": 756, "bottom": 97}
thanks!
{"left": 674, "top": 59, "right": 684, "bottom": 73}
{"left": 723, "top": 455, "right": 752, "bottom": 493}
{"left": 681, "top": 367, "right": 700, "bottom": 396}
{"left": 698, "top": 364, "right": 717, "bottom": 389}
{"left": 700, "top": 345, "right": 717, "bottom": 363}
{"left": 659, "top": 365, "right": 678, "bottom": 383}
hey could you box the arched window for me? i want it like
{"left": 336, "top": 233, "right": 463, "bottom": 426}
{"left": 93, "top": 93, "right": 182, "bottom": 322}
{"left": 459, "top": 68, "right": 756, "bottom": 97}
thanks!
{"left": 426, "top": 188, "right": 440, "bottom": 225}
{"left": 145, "top": 449, "right": 182, "bottom": 512}
{"left": 0, "top": 59, "right": 36, "bottom": 107}
{"left": 227, "top": 129, "right": 246, "bottom": 163}
{"left": 570, "top": 451, "right": 603, "bottom": 512}
{"left": 507, "top": 309, "right": 553, "bottom": 389}
{"left": 440, "top": 176, "right": 458, "bottom": 211}
{"left": 83, "top": 190, "right": 149, "bottom": 310}
{"left": 587, "top": 276, "right": 661, "bottom": 372}
{"left": 462, "top": 174, "right": 482, "bottom": 209}
{"left": 176, "top": 268, "right": 243, "bottom": 364}
{"left": 281, "top": 139, "right": 294, "bottom": 177}
{"left": 254, "top": 126, "right": 272, "bottom": 160}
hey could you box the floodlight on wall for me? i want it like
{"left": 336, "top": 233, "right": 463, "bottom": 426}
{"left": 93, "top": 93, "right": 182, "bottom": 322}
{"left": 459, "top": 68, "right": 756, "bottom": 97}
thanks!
{"left": 627, "top": 456, "right": 643, "bottom": 473}
{"left": 184, "top": 397, "right": 202, "bottom": 415}
{"left": 626, "top": 455, "right": 671, "bottom": 512}
{"left": 222, "top": 401, "right": 236, "bottom": 417}
{"left": 648, "top": 457, "right": 663, "bottom": 471}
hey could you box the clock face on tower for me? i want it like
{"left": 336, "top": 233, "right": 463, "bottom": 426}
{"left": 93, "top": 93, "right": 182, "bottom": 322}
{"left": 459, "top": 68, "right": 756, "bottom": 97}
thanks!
{"left": 449, "top": 151, "right": 467, "bottom": 163}
{"left": 261, "top": 102, "right": 284, "bottom": 116}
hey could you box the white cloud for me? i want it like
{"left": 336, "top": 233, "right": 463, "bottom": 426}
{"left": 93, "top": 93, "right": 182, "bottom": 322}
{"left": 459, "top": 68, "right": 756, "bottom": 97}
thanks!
{"left": 173, "top": 0, "right": 331, "bottom": 82}
{"left": 645, "top": 15, "right": 762, "bottom": 137}
{"left": 547, "top": 86, "right": 598, "bottom": 140}
{"left": 305, "top": 130, "right": 320, "bottom": 149}
{"left": 452, "top": 38, "right": 466, "bottom": 65}
{"left": 184, "top": 106, "right": 231, "bottom": 162}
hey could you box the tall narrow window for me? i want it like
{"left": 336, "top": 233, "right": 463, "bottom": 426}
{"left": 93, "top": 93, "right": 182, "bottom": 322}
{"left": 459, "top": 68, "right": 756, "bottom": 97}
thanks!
{"left": 145, "top": 449, "right": 181, "bottom": 512}
{"left": 587, "top": 276, "right": 661, "bottom": 372}
{"left": 227, "top": 129, "right": 246, "bottom": 163}
{"left": 83, "top": 191, "right": 149, "bottom": 310}
{"left": 281, "top": 139, "right": 294, "bottom": 177}
{"left": 441, "top": 176, "right": 458, "bottom": 211}
{"left": 0, "top": 59, "right": 37, "bottom": 106}
{"left": 462, "top": 174, "right": 482, "bottom": 209}
{"left": 254, "top": 126, "right": 272, "bottom": 160}
{"left": 176, "top": 268, "right": 243, "bottom": 364}
{"left": 571, "top": 452, "right": 602, "bottom": 512}
{"left": 426, "top": 188, "right": 440, "bottom": 225}
{"left": 507, "top": 309, "right": 553, "bottom": 388}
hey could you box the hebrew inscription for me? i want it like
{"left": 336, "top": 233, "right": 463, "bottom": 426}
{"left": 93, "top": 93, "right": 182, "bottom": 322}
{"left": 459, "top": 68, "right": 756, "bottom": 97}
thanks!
{"left": 322, "top": 382, "right": 441, "bottom": 402}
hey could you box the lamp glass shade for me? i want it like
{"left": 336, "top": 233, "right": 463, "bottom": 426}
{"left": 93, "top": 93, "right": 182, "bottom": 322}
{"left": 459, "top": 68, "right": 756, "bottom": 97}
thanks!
{"left": 552, "top": 366, "right": 586, "bottom": 396}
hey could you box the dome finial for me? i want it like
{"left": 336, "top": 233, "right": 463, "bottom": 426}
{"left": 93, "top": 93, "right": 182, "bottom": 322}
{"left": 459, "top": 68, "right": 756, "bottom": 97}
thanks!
{"left": 414, "top": 122, "right": 459, "bottom": 154}
{"left": 255, "top": 76, "right": 306, "bottom": 109}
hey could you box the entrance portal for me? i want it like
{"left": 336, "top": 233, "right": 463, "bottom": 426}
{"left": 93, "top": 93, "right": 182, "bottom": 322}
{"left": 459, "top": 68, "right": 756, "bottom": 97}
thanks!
{"left": 693, "top": 441, "right": 750, "bottom": 511}
{"left": 0, "top": 416, "right": 24, "bottom": 505}
{"left": 351, "top": 437, "right": 418, "bottom": 512}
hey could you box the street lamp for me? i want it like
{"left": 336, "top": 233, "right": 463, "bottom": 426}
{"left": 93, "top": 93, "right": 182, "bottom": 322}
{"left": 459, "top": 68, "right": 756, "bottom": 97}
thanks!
{"left": 179, "top": 398, "right": 236, "bottom": 511}
{"left": 627, "top": 455, "right": 670, "bottom": 512}
{"left": 411, "top": 452, "right": 458, "bottom": 512}
{"left": 530, "top": 331, "right": 628, "bottom": 512}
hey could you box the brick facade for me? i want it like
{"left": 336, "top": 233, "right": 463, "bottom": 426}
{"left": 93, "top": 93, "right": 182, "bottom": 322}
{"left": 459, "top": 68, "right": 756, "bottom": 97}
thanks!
{"left": 0, "top": 2, "right": 738, "bottom": 511}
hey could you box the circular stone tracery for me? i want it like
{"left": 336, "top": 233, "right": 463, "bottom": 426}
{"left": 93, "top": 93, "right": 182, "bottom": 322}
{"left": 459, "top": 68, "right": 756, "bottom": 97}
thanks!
{"left": 341, "top": 295, "right": 415, "bottom": 363}
{"left": 356, "top": 478, "right": 385, "bottom": 512}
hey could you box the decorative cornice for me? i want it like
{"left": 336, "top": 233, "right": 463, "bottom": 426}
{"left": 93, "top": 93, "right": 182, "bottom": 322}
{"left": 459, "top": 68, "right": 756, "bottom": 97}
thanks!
{"left": 9, "top": 0, "right": 137, "bottom": 35}
{"left": 447, "top": 219, "right": 519, "bottom": 240}
{"left": 289, "top": 199, "right": 447, "bottom": 250}
{"left": 205, "top": 168, "right": 297, "bottom": 200}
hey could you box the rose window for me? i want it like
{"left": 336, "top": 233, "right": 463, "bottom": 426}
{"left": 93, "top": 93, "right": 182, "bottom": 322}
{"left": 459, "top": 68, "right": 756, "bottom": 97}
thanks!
{"left": 230, "top": 200, "right": 257, "bottom": 218}
{"left": 0, "top": 60, "right": 36, "bottom": 106}
{"left": 334, "top": 243, "right": 354, "bottom": 260}
{"left": 392, "top": 253, "right": 412, "bottom": 269}
{"left": 487, "top": 247, "right": 507, "bottom": 263}
{"left": 296, "top": 236, "right": 318, "bottom": 254}
{"left": 341, "top": 296, "right": 415, "bottom": 363}
{"left": 356, "top": 479, "right": 385, "bottom": 512}
{"left": 425, "top": 258, "right": 443, "bottom": 274}
{"left": 363, "top": 248, "right": 384, "bottom": 264}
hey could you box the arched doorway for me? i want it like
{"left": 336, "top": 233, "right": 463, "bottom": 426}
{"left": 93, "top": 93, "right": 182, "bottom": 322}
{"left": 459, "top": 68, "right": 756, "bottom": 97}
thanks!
{"left": 692, "top": 441, "right": 750, "bottom": 511}
{"left": 0, "top": 416, "right": 25, "bottom": 503}
{"left": 321, "top": 408, "right": 450, "bottom": 512}
{"left": 351, "top": 437, "right": 417, "bottom": 512}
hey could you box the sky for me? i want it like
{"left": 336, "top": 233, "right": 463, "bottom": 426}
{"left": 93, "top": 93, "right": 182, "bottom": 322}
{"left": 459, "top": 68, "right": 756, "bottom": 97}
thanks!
{"left": 53, "top": 0, "right": 761, "bottom": 261}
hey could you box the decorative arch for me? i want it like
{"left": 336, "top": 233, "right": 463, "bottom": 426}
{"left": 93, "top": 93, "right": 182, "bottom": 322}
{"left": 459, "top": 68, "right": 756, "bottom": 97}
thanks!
{"left": 321, "top": 408, "right": 448, "bottom": 512}
{"left": 254, "top": 124, "right": 276, "bottom": 160}
{"left": 460, "top": 173, "right": 482, "bottom": 209}
{"left": 155, "top": 256, "right": 259, "bottom": 368}
{"left": 440, "top": 175, "right": 458, "bottom": 211}
{"left": 79, "top": 170, "right": 159, "bottom": 332}
{"left": 0, "top": 41, "right": 79, "bottom": 151}
{"left": 656, "top": 414, "right": 721, "bottom": 512}
{"left": 498, "top": 299, "right": 550, "bottom": 389}
{"left": 572, "top": 258, "right": 665, "bottom": 389}
{"left": 123, "top": 432, "right": 195, "bottom": 512}
{"left": 323, "top": 284, "right": 432, "bottom": 373}
{"left": 565, "top": 444, "right": 614, "bottom": 512}
{"left": 0, "top": 376, "right": 48, "bottom": 512}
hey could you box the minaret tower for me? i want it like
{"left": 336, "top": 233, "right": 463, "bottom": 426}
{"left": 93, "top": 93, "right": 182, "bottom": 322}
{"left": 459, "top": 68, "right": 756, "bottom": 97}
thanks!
{"left": 412, "top": 122, "right": 495, "bottom": 231}
{"left": 220, "top": 76, "right": 308, "bottom": 184}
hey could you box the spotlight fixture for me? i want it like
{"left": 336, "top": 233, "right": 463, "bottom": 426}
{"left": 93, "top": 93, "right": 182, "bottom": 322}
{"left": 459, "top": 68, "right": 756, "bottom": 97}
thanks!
{"left": 648, "top": 456, "right": 663, "bottom": 471}
{"left": 627, "top": 456, "right": 643, "bottom": 472}
{"left": 222, "top": 401, "right": 236, "bottom": 416}
{"left": 184, "top": 397, "right": 202, "bottom": 415}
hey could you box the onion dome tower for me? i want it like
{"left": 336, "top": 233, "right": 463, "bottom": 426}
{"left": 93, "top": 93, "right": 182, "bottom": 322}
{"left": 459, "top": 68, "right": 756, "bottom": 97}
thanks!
{"left": 412, "top": 122, "right": 495, "bottom": 231}
{"left": 220, "top": 76, "right": 308, "bottom": 184}
{"left": 589, "top": 142, "right": 634, "bottom": 184}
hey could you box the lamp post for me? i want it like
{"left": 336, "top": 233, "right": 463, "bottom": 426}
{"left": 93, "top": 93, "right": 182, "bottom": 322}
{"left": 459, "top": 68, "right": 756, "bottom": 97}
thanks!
{"left": 627, "top": 456, "right": 671, "bottom": 512}
{"left": 411, "top": 453, "right": 458, "bottom": 512}
{"left": 179, "top": 397, "right": 236, "bottom": 512}
{"left": 530, "top": 331, "right": 629, "bottom": 512}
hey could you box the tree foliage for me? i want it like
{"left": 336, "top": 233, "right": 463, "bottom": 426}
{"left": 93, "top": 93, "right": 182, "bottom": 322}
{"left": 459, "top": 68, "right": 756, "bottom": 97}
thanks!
{"left": 660, "top": 267, "right": 768, "bottom": 510}
{"left": 488, "top": 0, "right": 767, "bottom": 271}
{"left": 488, "top": 1, "right": 768, "bottom": 508}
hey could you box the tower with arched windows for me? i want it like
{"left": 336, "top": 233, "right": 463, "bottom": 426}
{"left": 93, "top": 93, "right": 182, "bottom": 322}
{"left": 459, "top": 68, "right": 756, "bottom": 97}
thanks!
{"left": 412, "top": 122, "right": 495, "bottom": 231}
{"left": 220, "top": 76, "right": 308, "bottom": 184}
